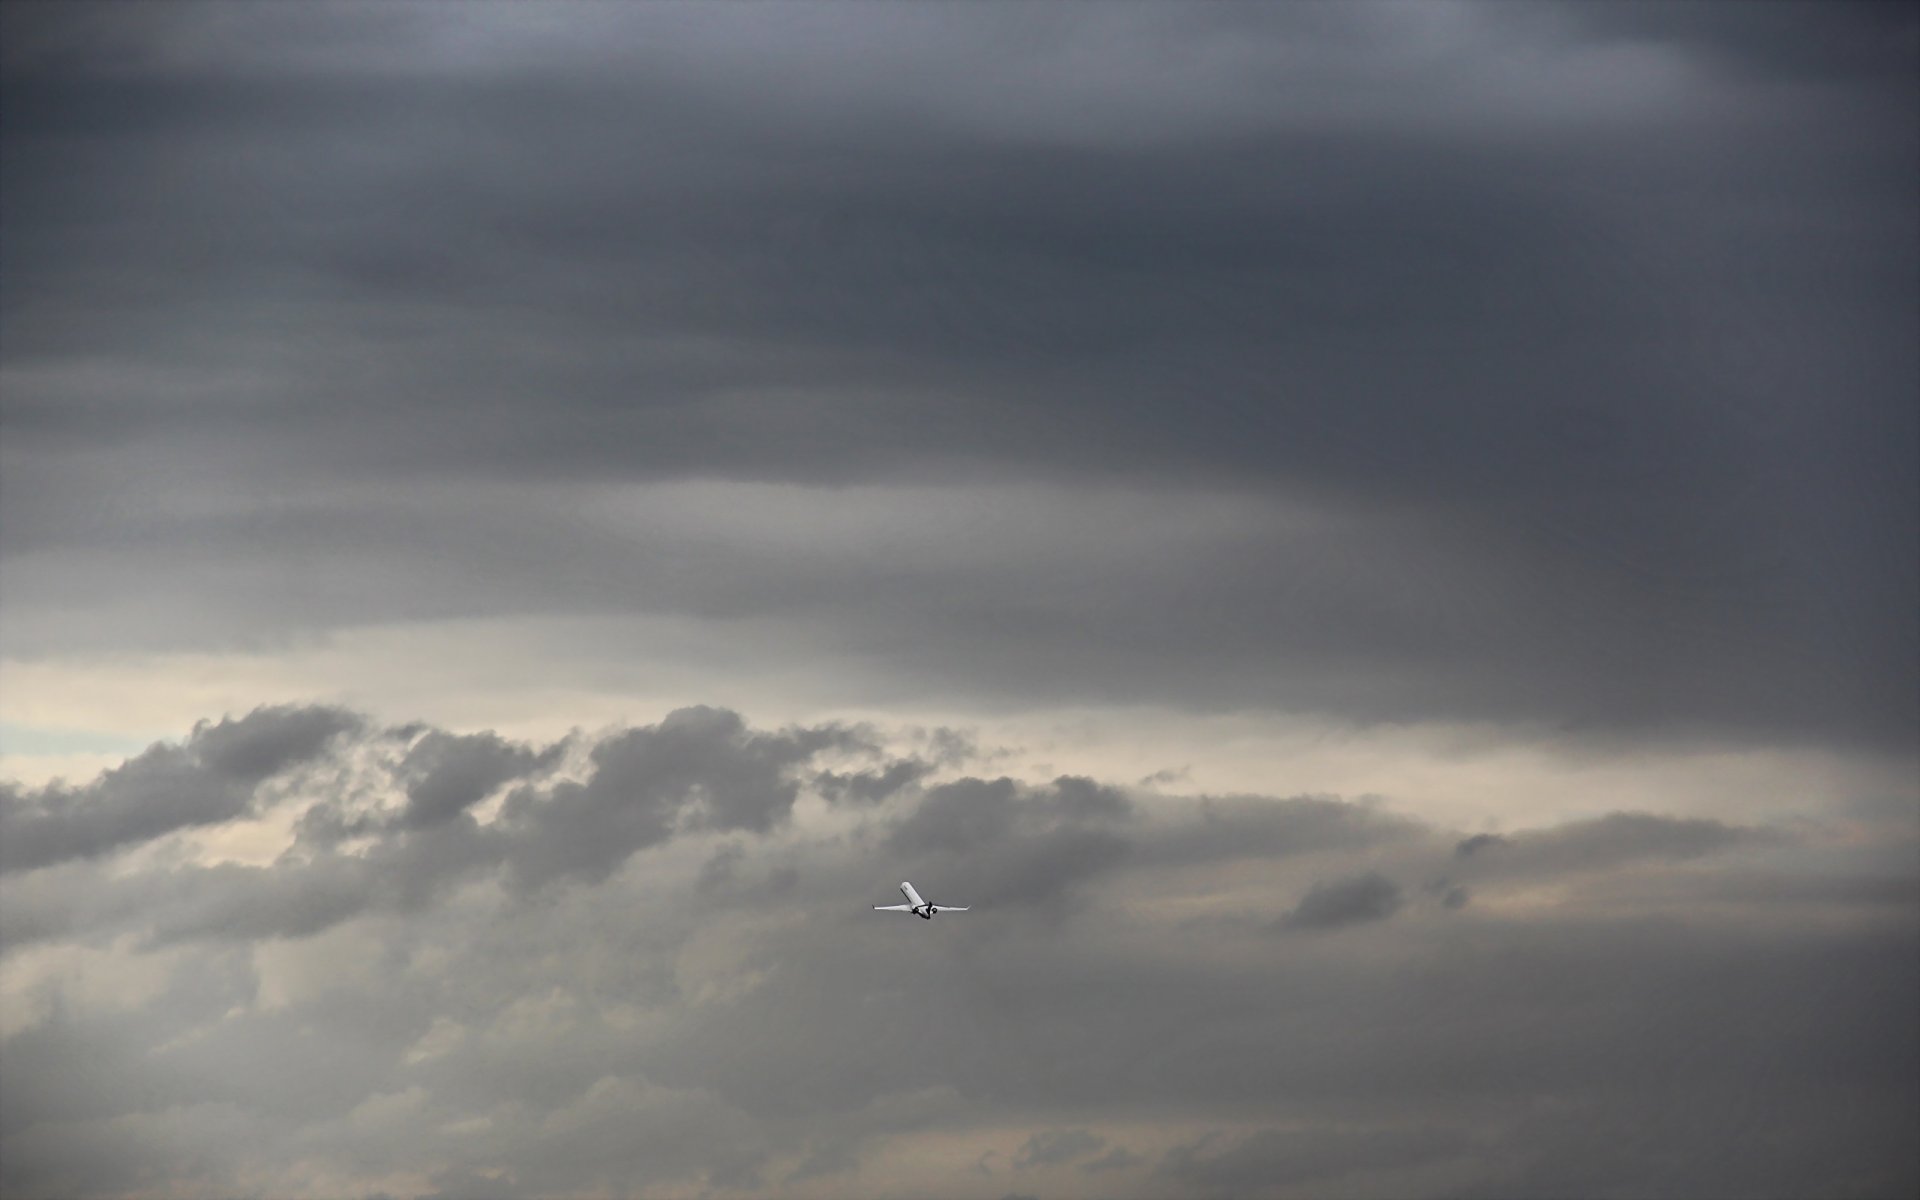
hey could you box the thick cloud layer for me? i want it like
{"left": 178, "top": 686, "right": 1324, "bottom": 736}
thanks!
{"left": 1, "top": 6, "right": 1915, "bottom": 1195}
{"left": 2, "top": 705, "right": 1914, "bottom": 1198}
{"left": 2, "top": 1, "right": 1914, "bottom": 750}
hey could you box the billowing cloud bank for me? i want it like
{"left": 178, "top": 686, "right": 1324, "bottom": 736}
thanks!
{"left": 3, "top": 706, "right": 1914, "bottom": 1199}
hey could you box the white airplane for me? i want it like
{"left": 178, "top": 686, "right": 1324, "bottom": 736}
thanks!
{"left": 873, "top": 881, "right": 969, "bottom": 920}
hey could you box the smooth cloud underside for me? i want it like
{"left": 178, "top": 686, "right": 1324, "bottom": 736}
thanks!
{"left": 1, "top": 705, "right": 1915, "bottom": 1199}
{"left": 1, "top": 0, "right": 1914, "bottom": 751}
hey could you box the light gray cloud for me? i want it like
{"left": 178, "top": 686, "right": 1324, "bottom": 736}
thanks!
{"left": 2, "top": 706, "right": 1913, "bottom": 1198}
{"left": 1158, "top": 1124, "right": 1472, "bottom": 1191}
{"left": 1082, "top": 1144, "right": 1146, "bottom": 1174}
{"left": 1452, "top": 811, "right": 1772, "bottom": 884}
{"left": 1139, "top": 794, "right": 1421, "bottom": 868}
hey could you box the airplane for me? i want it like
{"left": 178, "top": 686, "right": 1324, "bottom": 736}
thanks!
{"left": 873, "top": 881, "right": 969, "bottom": 920}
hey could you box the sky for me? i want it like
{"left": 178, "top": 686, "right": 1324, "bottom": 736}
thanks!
{"left": 0, "top": 2, "right": 1915, "bottom": 1197}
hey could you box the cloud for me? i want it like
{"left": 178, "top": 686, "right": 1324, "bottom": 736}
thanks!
{"left": 1558, "top": 0, "right": 1920, "bottom": 85}
{"left": 2, "top": 706, "right": 866, "bottom": 949}
{"left": 398, "top": 730, "right": 558, "bottom": 829}
{"left": 2, "top": 2, "right": 1912, "bottom": 752}
{"left": 879, "top": 775, "right": 1137, "bottom": 913}
{"left": 815, "top": 758, "right": 937, "bottom": 806}
{"left": 1138, "top": 793, "right": 1420, "bottom": 868}
{"left": 2, "top": 1, "right": 1916, "bottom": 1193}
{"left": 1083, "top": 1144, "right": 1146, "bottom": 1174}
{"left": 1012, "top": 1127, "right": 1106, "bottom": 1169}
{"left": 0, "top": 705, "right": 360, "bottom": 874}
{"left": 1157, "top": 1124, "right": 1472, "bottom": 1190}
{"left": 494, "top": 706, "right": 860, "bottom": 892}
{"left": 1, "top": 705, "right": 1914, "bottom": 1198}
{"left": 1456, "top": 832, "right": 1508, "bottom": 857}
{"left": 1453, "top": 811, "right": 1770, "bottom": 883}
{"left": 1278, "top": 871, "right": 1406, "bottom": 931}
{"left": 885, "top": 777, "right": 1021, "bottom": 856}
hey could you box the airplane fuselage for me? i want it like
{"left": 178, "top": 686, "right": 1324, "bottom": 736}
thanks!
{"left": 901, "top": 881, "right": 935, "bottom": 918}
{"left": 873, "top": 881, "right": 968, "bottom": 919}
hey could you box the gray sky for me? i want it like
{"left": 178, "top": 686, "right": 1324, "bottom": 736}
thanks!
{"left": 2, "top": 3, "right": 1915, "bottom": 1197}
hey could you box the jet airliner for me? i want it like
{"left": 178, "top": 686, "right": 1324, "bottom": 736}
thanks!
{"left": 873, "top": 881, "right": 968, "bottom": 920}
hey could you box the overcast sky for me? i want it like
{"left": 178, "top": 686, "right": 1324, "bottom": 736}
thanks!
{"left": 2, "top": 3, "right": 1916, "bottom": 1198}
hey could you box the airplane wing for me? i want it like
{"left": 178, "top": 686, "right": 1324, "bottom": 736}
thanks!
{"left": 931, "top": 906, "right": 969, "bottom": 912}
{"left": 872, "top": 904, "right": 914, "bottom": 911}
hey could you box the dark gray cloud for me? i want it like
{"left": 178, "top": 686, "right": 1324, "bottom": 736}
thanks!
{"left": 0, "top": 705, "right": 360, "bottom": 873}
{"left": 398, "top": 730, "right": 557, "bottom": 830}
{"left": 3, "top": 706, "right": 1913, "bottom": 1198}
{"left": 0, "top": 706, "right": 864, "bottom": 949}
{"left": 886, "top": 777, "right": 1021, "bottom": 856}
{"left": 881, "top": 775, "right": 1137, "bottom": 913}
{"left": 1278, "top": 871, "right": 1406, "bottom": 931}
{"left": 2, "top": 4, "right": 1916, "bottom": 1192}
{"left": 496, "top": 706, "right": 859, "bottom": 891}
{"left": 1561, "top": 0, "right": 1920, "bottom": 84}
{"left": 1456, "top": 832, "right": 1508, "bottom": 857}
{"left": 815, "top": 758, "right": 937, "bottom": 806}
{"left": 1046, "top": 775, "right": 1131, "bottom": 821}
{"left": 1, "top": 1, "right": 1912, "bottom": 751}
